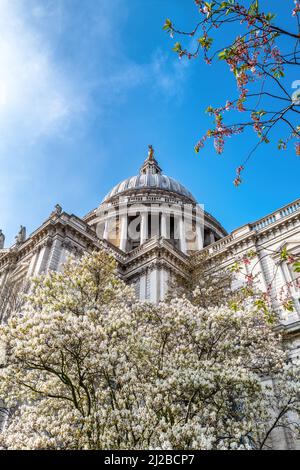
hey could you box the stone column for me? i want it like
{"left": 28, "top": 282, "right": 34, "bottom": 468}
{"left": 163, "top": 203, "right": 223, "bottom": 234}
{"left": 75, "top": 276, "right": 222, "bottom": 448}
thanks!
{"left": 47, "top": 239, "right": 63, "bottom": 272}
{"left": 179, "top": 216, "right": 187, "bottom": 254}
{"left": 195, "top": 206, "right": 204, "bottom": 251}
{"left": 103, "top": 220, "right": 109, "bottom": 241}
{"left": 139, "top": 274, "right": 146, "bottom": 301}
{"left": 27, "top": 252, "right": 38, "bottom": 277}
{"left": 161, "top": 213, "right": 168, "bottom": 238}
{"left": 196, "top": 220, "right": 204, "bottom": 251}
{"left": 0, "top": 269, "right": 9, "bottom": 289}
{"left": 209, "top": 231, "right": 215, "bottom": 244}
{"left": 140, "top": 212, "right": 148, "bottom": 245}
{"left": 119, "top": 215, "right": 128, "bottom": 252}
{"left": 149, "top": 268, "right": 159, "bottom": 303}
{"left": 254, "top": 249, "right": 268, "bottom": 292}
{"left": 34, "top": 246, "right": 49, "bottom": 275}
{"left": 160, "top": 269, "right": 169, "bottom": 300}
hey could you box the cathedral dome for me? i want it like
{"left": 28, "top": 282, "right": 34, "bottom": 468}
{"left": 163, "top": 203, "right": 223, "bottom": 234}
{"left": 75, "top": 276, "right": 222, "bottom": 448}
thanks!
{"left": 84, "top": 146, "right": 227, "bottom": 252}
{"left": 102, "top": 173, "right": 196, "bottom": 203}
{"left": 102, "top": 145, "right": 196, "bottom": 204}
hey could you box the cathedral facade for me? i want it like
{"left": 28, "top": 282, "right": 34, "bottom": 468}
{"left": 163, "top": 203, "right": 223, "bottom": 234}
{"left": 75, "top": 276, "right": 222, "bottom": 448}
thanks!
{"left": 0, "top": 147, "right": 300, "bottom": 448}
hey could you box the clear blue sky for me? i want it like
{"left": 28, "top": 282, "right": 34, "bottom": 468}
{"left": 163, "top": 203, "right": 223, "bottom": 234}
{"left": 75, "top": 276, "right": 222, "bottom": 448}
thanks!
{"left": 0, "top": 0, "right": 299, "bottom": 245}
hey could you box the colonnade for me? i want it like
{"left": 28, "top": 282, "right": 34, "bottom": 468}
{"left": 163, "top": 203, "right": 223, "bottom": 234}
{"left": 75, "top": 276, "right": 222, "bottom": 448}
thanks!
{"left": 101, "top": 208, "right": 204, "bottom": 254}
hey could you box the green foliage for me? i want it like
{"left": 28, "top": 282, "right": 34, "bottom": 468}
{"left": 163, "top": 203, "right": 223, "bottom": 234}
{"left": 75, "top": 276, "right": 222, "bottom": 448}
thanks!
{"left": 247, "top": 250, "right": 257, "bottom": 260}
{"left": 254, "top": 298, "right": 275, "bottom": 324}
{"left": 163, "top": 18, "right": 172, "bottom": 32}
{"left": 173, "top": 42, "right": 182, "bottom": 53}
{"left": 248, "top": 0, "right": 259, "bottom": 16}
{"left": 252, "top": 110, "right": 266, "bottom": 118}
{"left": 265, "top": 12, "right": 276, "bottom": 22}
{"left": 198, "top": 36, "right": 213, "bottom": 50}
{"left": 272, "top": 68, "right": 285, "bottom": 79}
{"left": 280, "top": 247, "right": 289, "bottom": 261}
{"left": 218, "top": 49, "right": 228, "bottom": 60}
{"left": 230, "top": 261, "right": 241, "bottom": 272}
{"left": 206, "top": 105, "right": 214, "bottom": 114}
{"left": 282, "top": 299, "right": 295, "bottom": 313}
{"left": 293, "top": 261, "right": 300, "bottom": 273}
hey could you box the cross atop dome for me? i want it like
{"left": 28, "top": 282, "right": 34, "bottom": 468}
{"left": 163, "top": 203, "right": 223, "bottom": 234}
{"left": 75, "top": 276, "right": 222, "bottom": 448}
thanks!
{"left": 140, "top": 145, "right": 162, "bottom": 175}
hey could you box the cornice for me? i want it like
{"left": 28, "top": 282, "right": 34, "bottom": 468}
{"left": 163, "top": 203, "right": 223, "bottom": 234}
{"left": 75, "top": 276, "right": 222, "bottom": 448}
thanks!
{"left": 0, "top": 212, "right": 98, "bottom": 269}
{"left": 198, "top": 205, "right": 300, "bottom": 263}
{"left": 124, "top": 256, "right": 188, "bottom": 281}
{"left": 120, "top": 237, "right": 190, "bottom": 279}
{"left": 276, "top": 320, "right": 300, "bottom": 339}
{"left": 101, "top": 187, "right": 196, "bottom": 207}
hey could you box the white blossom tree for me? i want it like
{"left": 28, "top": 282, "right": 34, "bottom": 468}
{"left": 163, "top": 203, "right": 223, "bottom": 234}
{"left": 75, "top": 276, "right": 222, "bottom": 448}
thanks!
{"left": 0, "top": 277, "right": 28, "bottom": 324}
{"left": 0, "top": 250, "right": 299, "bottom": 450}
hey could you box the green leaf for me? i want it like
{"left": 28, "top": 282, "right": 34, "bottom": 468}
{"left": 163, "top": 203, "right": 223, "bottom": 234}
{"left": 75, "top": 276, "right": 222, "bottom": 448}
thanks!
{"left": 198, "top": 36, "right": 213, "bottom": 49}
{"left": 247, "top": 250, "right": 256, "bottom": 259}
{"left": 206, "top": 105, "right": 214, "bottom": 114}
{"left": 173, "top": 42, "right": 182, "bottom": 53}
{"left": 230, "top": 261, "right": 241, "bottom": 273}
{"left": 266, "top": 12, "right": 276, "bottom": 22}
{"left": 283, "top": 299, "right": 294, "bottom": 312}
{"left": 248, "top": 3, "right": 258, "bottom": 16}
{"left": 293, "top": 261, "right": 300, "bottom": 272}
{"left": 273, "top": 68, "right": 285, "bottom": 79}
{"left": 218, "top": 49, "right": 227, "bottom": 60}
{"left": 230, "top": 302, "right": 239, "bottom": 312}
{"left": 280, "top": 247, "right": 289, "bottom": 261}
{"left": 163, "top": 18, "right": 172, "bottom": 31}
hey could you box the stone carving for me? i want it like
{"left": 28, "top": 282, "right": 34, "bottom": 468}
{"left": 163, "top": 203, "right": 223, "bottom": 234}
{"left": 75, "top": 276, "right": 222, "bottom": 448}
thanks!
{"left": 0, "top": 230, "right": 5, "bottom": 249}
{"left": 51, "top": 204, "right": 62, "bottom": 217}
{"left": 148, "top": 144, "right": 154, "bottom": 160}
{"left": 15, "top": 226, "right": 26, "bottom": 245}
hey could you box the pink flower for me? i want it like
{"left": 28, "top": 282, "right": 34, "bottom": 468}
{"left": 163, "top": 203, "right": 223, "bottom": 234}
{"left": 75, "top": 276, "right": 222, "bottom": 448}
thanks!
{"left": 292, "top": 1, "right": 300, "bottom": 16}
{"left": 234, "top": 176, "right": 242, "bottom": 187}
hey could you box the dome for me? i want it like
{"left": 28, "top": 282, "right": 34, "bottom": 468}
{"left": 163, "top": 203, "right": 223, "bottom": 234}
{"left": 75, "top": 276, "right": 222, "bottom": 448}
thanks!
{"left": 102, "top": 173, "right": 197, "bottom": 203}
{"left": 102, "top": 145, "right": 197, "bottom": 204}
{"left": 84, "top": 146, "right": 227, "bottom": 250}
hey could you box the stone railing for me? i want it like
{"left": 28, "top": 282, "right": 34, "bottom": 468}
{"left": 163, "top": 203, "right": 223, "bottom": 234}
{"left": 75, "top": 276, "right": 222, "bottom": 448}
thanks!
{"left": 250, "top": 198, "right": 300, "bottom": 232}
{"left": 279, "top": 200, "right": 300, "bottom": 218}
{"left": 207, "top": 234, "right": 234, "bottom": 254}
{"left": 126, "top": 236, "right": 159, "bottom": 260}
{"left": 200, "top": 198, "right": 300, "bottom": 258}
{"left": 250, "top": 214, "right": 277, "bottom": 232}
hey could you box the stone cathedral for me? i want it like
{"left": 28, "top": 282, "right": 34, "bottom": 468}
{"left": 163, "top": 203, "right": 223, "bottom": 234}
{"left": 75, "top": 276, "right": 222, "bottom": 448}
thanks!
{"left": 0, "top": 146, "right": 300, "bottom": 449}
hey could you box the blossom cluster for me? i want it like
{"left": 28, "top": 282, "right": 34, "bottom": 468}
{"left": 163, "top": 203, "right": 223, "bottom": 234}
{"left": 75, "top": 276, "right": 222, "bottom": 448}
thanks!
{"left": 164, "top": 1, "right": 300, "bottom": 183}
{"left": 0, "top": 250, "right": 299, "bottom": 450}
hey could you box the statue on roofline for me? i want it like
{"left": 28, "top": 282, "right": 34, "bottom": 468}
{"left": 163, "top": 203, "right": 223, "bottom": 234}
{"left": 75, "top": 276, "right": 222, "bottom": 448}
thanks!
{"left": 0, "top": 230, "right": 5, "bottom": 249}
{"left": 51, "top": 204, "right": 62, "bottom": 217}
{"left": 15, "top": 226, "right": 26, "bottom": 245}
{"left": 148, "top": 144, "right": 154, "bottom": 161}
